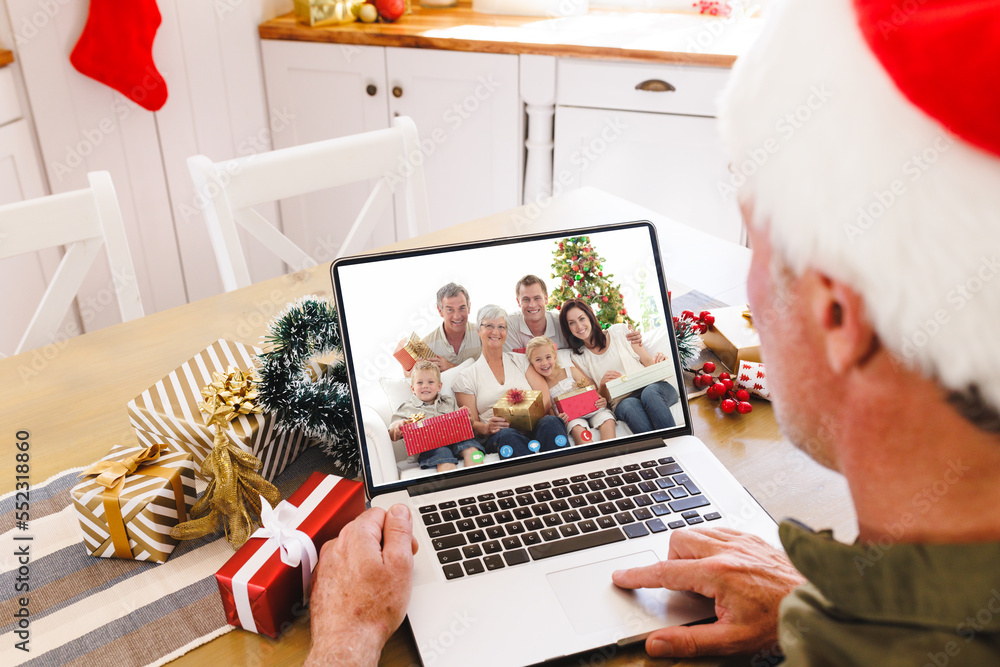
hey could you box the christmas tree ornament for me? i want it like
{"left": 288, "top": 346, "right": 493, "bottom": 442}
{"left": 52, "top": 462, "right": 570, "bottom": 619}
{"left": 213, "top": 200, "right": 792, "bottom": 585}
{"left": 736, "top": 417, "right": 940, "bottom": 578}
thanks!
{"left": 257, "top": 296, "right": 359, "bottom": 475}
{"left": 70, "top": 0, "right": 168, "bottom": 111}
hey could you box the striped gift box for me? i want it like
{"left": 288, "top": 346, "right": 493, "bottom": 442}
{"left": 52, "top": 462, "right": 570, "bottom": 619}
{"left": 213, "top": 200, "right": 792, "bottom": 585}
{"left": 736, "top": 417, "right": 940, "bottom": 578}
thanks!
{"left": 128, "top": 339, "right": 311, "bottom": 482}
{"left": 71, "top": 444, "right": 197, "bottom": 563}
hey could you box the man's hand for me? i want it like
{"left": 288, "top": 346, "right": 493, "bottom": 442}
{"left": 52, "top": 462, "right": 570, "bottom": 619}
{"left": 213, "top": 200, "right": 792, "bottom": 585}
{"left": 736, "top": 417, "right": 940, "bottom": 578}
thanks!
{"left": 612, "top": 527, "right": 804, "bottom": 658}
{"left": 432, "top": 355, "right": 456, "bottom": 371}
{"left": 306, "top": 505, "right": 418, "bottom": 667}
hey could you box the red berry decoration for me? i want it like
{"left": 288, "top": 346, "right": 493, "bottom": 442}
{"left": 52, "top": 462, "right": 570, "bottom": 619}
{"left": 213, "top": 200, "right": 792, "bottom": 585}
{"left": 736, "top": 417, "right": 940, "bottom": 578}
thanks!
{"left": 720, "top": 398, "right": 737, "bottom": 414}
{"left": 711, "top": 382, "right": 726, "bottom": 398}
{"left": 736, "top": 389, "right": 750, "bottom": 402}
{"left": 682, "top": 310, "right": 695, "bottom": 320}
{"left": 702, "top": 361, "right": 716, "bottom": 373}
{"left": 718, "top": 372, "right": 731, "bottom": 381}
{"left": 722, "top": 378, "right": 734, "bottom": 391}
{"left": 737, "top": 401, "right": 753, "bottom": 414}
{"left": 703, "top": 314, "right": 715, "bottom": 326}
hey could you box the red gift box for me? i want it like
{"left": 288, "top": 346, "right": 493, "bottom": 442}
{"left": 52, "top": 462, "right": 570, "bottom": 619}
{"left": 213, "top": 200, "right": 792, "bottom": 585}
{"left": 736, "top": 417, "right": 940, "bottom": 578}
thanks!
{"left": 214, "top": 472, "right": 364, "bottom": 637}
{"left": 401, "top": 410, "right": 475, "bottom": 457}
{"left": 554, "top": 386, "right": 601, "bottom": 421}
{"left": 393, "top": 333, "right": 435, "bottom": 372}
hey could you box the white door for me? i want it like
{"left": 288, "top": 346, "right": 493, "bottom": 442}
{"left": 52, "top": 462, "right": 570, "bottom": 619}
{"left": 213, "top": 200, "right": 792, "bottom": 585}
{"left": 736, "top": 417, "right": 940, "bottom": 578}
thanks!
{"left": 386, "top": 48, "right": 521, "bottom": 234}
{"left": 553, "top": 105, "right": 743, "bottom": 245}
{"left": 261, "top": 40, "right": 394, "bottom": 261}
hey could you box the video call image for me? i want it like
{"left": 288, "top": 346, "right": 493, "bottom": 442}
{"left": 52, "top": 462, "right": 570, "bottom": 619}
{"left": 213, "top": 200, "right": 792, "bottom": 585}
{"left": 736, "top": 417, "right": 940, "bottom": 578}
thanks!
{"left": 336, "top": 226, "right": 686, "bottom": 488}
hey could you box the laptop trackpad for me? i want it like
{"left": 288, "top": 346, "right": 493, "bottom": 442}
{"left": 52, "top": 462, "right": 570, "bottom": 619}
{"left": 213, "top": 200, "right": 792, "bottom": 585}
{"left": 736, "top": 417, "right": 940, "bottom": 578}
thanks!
{"left": 546, "top": 551, "right": 715, "bottom": 637}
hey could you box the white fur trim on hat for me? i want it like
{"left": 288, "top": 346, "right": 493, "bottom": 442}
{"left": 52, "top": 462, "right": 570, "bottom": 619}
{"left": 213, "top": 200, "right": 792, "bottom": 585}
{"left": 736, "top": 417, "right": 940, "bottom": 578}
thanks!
{"left": 717, "top": 0, "right": 1000, "bottom": 412}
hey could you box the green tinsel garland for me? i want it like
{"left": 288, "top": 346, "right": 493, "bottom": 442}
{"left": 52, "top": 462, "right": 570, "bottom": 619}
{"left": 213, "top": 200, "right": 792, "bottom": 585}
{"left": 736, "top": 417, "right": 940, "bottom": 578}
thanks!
{"left": 256, "top": 296, "right": 360, "bottom": 476}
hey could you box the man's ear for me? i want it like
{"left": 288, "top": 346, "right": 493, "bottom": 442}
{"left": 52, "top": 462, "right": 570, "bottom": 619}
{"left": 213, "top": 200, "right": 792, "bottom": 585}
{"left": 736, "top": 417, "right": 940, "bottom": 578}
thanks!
{"left": 807, "top": 272, "right": 878, "bottom": 374}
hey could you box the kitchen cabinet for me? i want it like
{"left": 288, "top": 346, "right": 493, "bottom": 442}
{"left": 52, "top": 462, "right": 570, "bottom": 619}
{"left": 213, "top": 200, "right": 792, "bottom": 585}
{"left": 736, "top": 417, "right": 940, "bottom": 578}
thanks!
{"left": 260, "top": 40, "right": 521, "bottom": 245}
{"left": 553, "top": 58, "right": 743, "bottom": 244}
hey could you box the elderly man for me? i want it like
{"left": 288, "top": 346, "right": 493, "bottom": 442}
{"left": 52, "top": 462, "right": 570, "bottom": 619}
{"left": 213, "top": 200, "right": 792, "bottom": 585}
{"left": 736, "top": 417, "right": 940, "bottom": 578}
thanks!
{"left": 421, "top": 282, "right": 481, "bottom": 371}
{"left": 306, "top": 0, "right": 1000, "bottom": 664}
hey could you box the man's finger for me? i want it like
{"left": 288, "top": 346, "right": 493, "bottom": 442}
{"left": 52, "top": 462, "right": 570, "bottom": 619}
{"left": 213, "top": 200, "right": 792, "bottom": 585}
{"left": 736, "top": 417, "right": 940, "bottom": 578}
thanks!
{"left": 612, "top": 559, "right": 718, "bottom": 599}
{"left": 668, "top": 528, "right": 741, "bottom": 560}
{"left": 645, "top": 622, "right": 749, "bottom": 658}
{"left": 382, "top": 504, "right": 415, "bottom": 569}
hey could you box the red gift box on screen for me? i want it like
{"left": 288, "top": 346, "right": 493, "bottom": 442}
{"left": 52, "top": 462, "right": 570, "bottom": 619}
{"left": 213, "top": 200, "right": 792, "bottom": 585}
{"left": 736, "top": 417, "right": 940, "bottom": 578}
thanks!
{"left": 214, "top": 472, "right": 364, "bottom": 638}
{"left": 554, "top": 386, "right": 600, "bottom": 422}
{"left": 402, "top": 410, "right": 475, "bottom": 457}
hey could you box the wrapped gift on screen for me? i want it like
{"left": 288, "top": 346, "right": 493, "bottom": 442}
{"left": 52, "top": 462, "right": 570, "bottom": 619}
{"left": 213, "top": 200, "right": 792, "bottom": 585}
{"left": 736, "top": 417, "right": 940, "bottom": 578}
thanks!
{"left": 215, "top": 472, "right": 365, "bottom": 638}
{"left": 393, "top": 332, "right": 436, "bottom": 372}
{"left": 72, "top": 443, "right": 196, "bottom": 563}
{"left": 402, "top": 410, "right": 475, "bottom": 457}
{"left": 554, "top": 385, "right": 600, "bottom": 421}
{"left": 128, "top": 339, "right": 311, "bottom": 482}
{"left": 701, "top": 305, "right": 761, "bottom": 372}
{"left": 493, "top": 388, "right": 545, "bottom": 432}
{"left": 605, "top": 361, "right": 677, "bottom": 401}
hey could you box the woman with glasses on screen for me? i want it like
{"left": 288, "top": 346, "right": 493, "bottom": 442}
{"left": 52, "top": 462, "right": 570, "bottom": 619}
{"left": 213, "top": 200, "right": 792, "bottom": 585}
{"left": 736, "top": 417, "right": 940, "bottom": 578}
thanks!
{"left": 559, "top": 299, "right": 678, "bottom": 434}
{"left": 453, "top": 305, "right": 569, "bottom": 459}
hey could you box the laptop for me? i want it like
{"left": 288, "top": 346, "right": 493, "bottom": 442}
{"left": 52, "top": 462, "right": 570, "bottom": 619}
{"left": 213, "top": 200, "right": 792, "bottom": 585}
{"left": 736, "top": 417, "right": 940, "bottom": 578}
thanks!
{"left": 331, "top": 221, "right": 779, "bottom": 667}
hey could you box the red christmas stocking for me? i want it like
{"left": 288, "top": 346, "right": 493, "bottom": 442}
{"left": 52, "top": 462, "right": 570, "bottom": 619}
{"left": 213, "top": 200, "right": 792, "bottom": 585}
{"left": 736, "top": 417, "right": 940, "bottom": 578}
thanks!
{"left": 69, "top": 0, "right": 168, "bottom": 111}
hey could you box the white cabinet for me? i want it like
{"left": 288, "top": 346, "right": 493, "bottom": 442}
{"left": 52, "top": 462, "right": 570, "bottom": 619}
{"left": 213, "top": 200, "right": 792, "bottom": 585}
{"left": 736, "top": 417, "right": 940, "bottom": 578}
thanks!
{"left": 261, "top": 40, "right": 395, "bottom": 260}
{"left": 553, "top": 59, "right": 743, "bottom": 245}
{"left": 260, "top": 41, "right": 521, "bottom": 243}
{"left": 385, "top": 48, "right": 521, "bottom": 231}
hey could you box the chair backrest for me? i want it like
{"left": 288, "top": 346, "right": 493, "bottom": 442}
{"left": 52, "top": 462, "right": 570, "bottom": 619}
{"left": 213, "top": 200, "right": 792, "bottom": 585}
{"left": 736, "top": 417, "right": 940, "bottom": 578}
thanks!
{"left": 187, "top": 115, "right": 430, "bottom": 292}
{"left": 0, "top": 171, "right": 143, "bottom": 354}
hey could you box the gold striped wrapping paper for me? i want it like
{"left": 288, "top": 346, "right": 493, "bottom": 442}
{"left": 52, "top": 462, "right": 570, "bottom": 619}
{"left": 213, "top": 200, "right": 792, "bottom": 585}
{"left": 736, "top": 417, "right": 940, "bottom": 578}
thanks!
{"left": 128, "top": 338, "right": 311, "bottom": 482}
{"left": 71, "top": 444, "right": 197, "bottom": 563}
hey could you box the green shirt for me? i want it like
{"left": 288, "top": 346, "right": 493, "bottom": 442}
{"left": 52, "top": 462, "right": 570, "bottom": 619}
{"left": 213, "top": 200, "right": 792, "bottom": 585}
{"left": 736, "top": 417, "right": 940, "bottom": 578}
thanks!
{"left": 778, "top": 521, "right": 1000, "bottom": 666}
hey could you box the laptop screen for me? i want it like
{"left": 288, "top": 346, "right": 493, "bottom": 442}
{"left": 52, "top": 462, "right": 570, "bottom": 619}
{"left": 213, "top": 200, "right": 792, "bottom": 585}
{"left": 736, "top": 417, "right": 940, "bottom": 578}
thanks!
{"left": 333, "top": 222, "right": 690, "bottom": 494}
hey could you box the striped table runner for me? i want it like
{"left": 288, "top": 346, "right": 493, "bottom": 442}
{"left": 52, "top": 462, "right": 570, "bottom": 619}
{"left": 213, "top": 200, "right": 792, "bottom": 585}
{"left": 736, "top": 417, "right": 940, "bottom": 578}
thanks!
{"left": 0, "top": 446, "right": 341, "bottom": 667}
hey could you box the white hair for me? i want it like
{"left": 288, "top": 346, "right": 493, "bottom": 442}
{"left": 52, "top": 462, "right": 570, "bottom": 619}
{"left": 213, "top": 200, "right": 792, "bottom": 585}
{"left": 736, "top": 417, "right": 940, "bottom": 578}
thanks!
{"left": 718, "top": 0, "right": 1000, "bottom": 415}
{"left": 476, "top": 304, "right": 508, "bottom": 328}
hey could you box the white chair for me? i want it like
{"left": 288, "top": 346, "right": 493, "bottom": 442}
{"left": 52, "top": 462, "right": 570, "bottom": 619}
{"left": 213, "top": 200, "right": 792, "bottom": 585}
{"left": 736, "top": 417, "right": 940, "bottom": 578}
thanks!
{"left": 0, "top": 171, "right": 143, "bottom": 354}
{"left": 187, "top": 115, "right": 430, "bottom": 292}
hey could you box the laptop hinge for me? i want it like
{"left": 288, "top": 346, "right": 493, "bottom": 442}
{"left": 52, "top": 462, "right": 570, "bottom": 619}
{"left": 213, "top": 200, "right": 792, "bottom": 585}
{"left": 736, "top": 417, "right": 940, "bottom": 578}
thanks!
{"left": 406, "top": 437, "right": 666, "bottom": 497}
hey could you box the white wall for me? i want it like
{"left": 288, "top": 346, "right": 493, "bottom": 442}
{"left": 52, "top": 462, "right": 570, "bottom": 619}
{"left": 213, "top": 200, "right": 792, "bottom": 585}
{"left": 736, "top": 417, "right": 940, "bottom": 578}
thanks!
{"left": 0, "top": 0, "right": 293, "bottom": 355}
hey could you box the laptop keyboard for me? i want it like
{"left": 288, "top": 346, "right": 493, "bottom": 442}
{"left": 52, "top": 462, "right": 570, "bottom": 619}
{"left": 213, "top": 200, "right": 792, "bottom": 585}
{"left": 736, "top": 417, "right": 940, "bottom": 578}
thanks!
{"left": 417, "top": 456, "right": 722, "bottom": 581}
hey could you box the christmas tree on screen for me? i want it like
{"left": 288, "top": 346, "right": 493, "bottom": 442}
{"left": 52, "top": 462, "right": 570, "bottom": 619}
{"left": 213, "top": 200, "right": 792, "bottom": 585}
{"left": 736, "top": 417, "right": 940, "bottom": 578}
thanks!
{"left": 549, "top": 236, "right": 635, "bottom": 330}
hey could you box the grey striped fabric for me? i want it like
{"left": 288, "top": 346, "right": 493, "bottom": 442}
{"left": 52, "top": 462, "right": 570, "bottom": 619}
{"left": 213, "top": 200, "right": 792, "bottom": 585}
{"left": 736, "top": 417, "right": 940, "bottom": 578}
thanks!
{"left": 0, "top": 446, "right": 341, "bottom": 667}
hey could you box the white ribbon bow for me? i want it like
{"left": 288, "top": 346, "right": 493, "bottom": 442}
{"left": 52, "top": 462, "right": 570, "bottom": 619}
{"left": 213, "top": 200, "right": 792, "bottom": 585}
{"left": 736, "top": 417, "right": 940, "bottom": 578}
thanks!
{"left": 253, "top": 496, "right": 319, "bottom": 600}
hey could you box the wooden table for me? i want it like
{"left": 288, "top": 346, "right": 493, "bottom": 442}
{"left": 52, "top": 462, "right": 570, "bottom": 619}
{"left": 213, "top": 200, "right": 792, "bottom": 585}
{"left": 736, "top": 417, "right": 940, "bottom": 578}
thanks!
{"left": 0, "top": 187, "right": 855, "bottom": 666}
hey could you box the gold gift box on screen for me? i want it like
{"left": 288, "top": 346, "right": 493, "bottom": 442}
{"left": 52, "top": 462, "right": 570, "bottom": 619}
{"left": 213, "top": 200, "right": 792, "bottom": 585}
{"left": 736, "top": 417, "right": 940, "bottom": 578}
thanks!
{"left": 492, "top": 390, "right": 545, "bottom": 433}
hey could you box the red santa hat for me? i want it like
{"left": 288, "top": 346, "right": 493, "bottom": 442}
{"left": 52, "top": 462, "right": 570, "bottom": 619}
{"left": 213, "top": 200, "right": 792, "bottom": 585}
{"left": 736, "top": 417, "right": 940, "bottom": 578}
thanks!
{"left": 718, "top": 0, "right": 1000, "bottom": 413}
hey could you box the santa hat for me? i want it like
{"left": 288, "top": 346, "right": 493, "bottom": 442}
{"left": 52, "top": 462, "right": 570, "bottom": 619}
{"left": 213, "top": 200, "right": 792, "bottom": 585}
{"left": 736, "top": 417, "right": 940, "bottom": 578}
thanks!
{"left": 718, "top": 0, "right": 1000, "bottom": 415}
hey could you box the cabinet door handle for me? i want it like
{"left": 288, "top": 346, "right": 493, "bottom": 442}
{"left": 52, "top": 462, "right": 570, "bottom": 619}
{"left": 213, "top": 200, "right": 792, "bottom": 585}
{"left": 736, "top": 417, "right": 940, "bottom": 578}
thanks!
{"left": 366, "top": 84, "right": 377, "bottom": 96}
{"left": 392, "top": 86, "right": 403, "bottom": 98}
{"left": 635, "top": 79, "right": 676, "bottom": 92}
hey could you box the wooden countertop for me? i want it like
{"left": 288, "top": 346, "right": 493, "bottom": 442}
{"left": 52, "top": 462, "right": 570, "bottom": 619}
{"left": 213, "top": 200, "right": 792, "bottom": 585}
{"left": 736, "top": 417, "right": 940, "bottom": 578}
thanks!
{"left": 0, "top": 50, "right": 13, "bottom": 68}
{"left": 259, "top": 1, "right": 763, "bottom": 66}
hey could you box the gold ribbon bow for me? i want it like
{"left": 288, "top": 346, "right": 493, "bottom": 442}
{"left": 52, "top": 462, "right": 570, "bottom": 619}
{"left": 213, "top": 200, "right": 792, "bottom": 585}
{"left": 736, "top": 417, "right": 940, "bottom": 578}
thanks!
{"left": 407, "top": 412, "right": 425, "bottom": 424}
{"left": 171, "top": 366, "right": 281, "bottom": 549}
{"left": 81, "top": 443, "right": 188, "bottom": 559}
